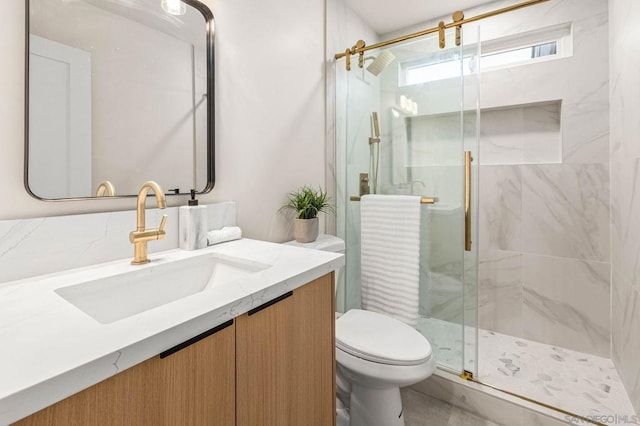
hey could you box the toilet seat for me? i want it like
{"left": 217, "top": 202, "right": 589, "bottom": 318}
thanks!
{"left": 336, "top": 309, "right": 432, "bottom": 366}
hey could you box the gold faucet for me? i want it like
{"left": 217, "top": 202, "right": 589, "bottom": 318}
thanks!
{"left": 95, "top": 180, "right": 116, "bottom": 197}
{"left": 129, "top": 181, "right": 168, "bottom": 265}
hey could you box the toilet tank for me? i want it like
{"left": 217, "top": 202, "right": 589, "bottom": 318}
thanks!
{"left": 283, "top": 234, "right": 345, "bottom": 254}
{"left": 284, "top": 234, "right": 345, "bottom": 303}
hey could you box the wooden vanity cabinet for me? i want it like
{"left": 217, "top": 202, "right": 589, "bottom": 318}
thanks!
{"left": 236, "top": 273, "right": 335, "bottom": 426}
{"left": 15, "top": 320, "right": 236, "bottom": 426}
{"left": 160, "top": 320, "right": 236, "bottom": 425}
{"left": 15, "top": 273, "right": 335, "bottom": 426}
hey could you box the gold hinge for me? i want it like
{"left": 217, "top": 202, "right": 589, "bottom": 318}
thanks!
{"left": 460, "top": 370, "right": 474, "bottom": 380}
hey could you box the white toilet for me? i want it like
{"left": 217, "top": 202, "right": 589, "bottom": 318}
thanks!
{"left": 285, "top": 235, "right": 435, "bottom": 426}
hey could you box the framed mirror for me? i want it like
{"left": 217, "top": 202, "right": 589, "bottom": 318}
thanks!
{"left": 25, "top": 0, "right": 214, "bottom": 200}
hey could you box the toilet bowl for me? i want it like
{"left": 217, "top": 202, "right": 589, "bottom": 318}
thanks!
{"left": 336, "top": 309, "right": 435, "bottom": 426}
{"left": 284, "top": 235, "right": 435, "bottom": 426}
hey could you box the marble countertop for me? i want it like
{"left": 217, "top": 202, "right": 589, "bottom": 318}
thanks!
{"left": 0, "top": 238, "right": 344, "bottom": 424}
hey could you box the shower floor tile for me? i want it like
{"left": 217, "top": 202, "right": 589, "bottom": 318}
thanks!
{"left": 417, "top": 318, "right": 638, "bottom": 424}
{"left": 477, "top": 330, "right": 638, "bottom": 424}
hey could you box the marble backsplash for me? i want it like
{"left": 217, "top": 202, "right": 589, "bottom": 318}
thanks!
{"left": 0, "top": 202, "right": 236, "bottom": 284}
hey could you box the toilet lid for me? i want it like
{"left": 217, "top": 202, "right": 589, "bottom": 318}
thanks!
{"left": 336, "top": 309, "right": 432, "bottom": 366}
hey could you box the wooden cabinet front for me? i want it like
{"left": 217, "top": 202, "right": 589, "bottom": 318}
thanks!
{"left": 15, "top": 320, "right": 235, "bottom": 426}
{"left": 160, "top": 319, "right": 235, "bottom": 426}
{"left": 236, "top": 273, "right": 335, "bottom": 426}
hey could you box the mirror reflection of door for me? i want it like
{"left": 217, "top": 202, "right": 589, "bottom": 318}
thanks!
{"left": 29, "top": 35, "right": 92, "bottom": 199}
{"left": 27, "top": 0, "right": 213, "bottom": 199}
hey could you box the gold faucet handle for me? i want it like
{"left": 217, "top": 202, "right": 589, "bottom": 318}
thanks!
{"left": 159, "top": 215, "right": 167, "bottom": 232}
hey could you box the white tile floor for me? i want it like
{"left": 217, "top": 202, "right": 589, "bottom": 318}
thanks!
{"left": 417, "top": 318, "right": 639, "bottom": 425}
{"left": 402, "top": 387, "right": 502, "bottom": 426}
{"left": 477, "top": 329, "right": 639, "bottom": 425}
{"left": 338, "top": 387, "right": 504, "bottom": 426}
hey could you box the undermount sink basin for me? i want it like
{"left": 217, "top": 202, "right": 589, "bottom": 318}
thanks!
{"left": 55, "top": 254, "right": 271, "bottom": 324}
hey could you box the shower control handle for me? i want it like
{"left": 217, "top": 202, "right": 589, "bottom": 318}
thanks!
{"left": 359, "top": 173, "right": 370, "bottom": 196}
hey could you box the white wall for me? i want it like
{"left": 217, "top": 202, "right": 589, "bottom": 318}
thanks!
{"left": 0, "top": 0, "right": 326, "bottom": 243}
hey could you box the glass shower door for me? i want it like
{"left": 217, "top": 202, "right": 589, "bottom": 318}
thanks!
{"left": 337, "top": 27, "right": 479, "bottom": 375}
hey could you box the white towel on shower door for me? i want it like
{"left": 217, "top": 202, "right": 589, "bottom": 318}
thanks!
{"left": 360, "top": 194, "right": 421, "bottom": 327}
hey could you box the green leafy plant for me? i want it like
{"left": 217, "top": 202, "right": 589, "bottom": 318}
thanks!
{"left": 280, "top": 185, "right": 336, "bottom": 220}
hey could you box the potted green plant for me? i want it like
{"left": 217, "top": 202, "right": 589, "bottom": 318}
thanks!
{"left": 280, "top": 185, "right": 335, "bottom": 243}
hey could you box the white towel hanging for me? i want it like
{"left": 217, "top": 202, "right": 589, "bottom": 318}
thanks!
{"left": 360, "top": 194, "right": 421, "bottom": 327}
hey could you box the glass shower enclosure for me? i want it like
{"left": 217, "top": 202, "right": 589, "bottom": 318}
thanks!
{"left": 335, "top": 27, "right": 480, "bottom": 376}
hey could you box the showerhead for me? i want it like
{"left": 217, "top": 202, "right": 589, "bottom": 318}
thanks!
{"left": 366, "top": 50, "right": 396, "bottom": 76}
{"left": 372, "top": 112, "right": 380, "bottom": 138}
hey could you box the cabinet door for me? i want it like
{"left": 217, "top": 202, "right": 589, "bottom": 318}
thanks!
{"left": 15, "top": 320, "right": 235, "bottom": 426}
{"left": 159, "top": 319, "right": 235, "bottom": 426}
{"left": 236, "top": 273, "right": 335, "bottom": 426}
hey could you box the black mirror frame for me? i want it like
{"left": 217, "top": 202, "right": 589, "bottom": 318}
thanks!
{"left": 24, "top": 0, "right": 215, "bottom": 200}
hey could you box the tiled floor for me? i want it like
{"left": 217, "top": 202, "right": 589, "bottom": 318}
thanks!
{"left": 402, "top": 387, "right": 501, "bottom": 426}
{"left": 477, "top": 330, "right": 639, "bottom": 425}
{"left": 337, "top": 388, "right": 503, "bottom": 426}
{"left": 417, "top": 318, "right": 639, "bottom": 424}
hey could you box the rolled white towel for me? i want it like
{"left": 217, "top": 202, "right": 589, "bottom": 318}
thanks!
{"left": 207, "top": 226, "right": 242, "bottom": 246}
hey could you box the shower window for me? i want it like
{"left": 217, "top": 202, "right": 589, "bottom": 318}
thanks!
{"left": 401, "top": 23, "right": 571, "bottom": 86}
{"left": 403, "top": 54, "right": 478, "bottom": 85}
{"left": 481, "top": 41, "right": 556, "bottom": 68}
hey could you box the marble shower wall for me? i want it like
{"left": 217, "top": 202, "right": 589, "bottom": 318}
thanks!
{"left": 470, "top": 0, "right": 611, "bottom": 359}
{"left": 610, "top": 0, "right": 640, "bottom": 415}
{"left": 479, "top": 165, "right": 611, "bottom": 358}
{"left": 329, "top": 0, "right": 612, "bottom": 349}
{"left": 479, "top": 163, "right": 611, "bottom": 358}
{"left": 369, "top": 0, "right": 610, "bottom": 351}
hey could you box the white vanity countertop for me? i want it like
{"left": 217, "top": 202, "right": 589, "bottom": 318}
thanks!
{"left": 0, "top": 238, "right": 344, "bottom": 425}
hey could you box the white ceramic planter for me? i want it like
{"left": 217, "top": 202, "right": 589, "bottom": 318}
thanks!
{"left": 294, "top": 217, "right": 319, "bottom": 243}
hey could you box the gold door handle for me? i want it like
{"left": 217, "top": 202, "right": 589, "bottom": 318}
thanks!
{"left": 465, "top": 151, "right": 473, "bottom": 251}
